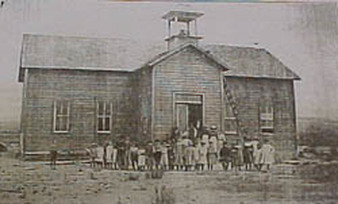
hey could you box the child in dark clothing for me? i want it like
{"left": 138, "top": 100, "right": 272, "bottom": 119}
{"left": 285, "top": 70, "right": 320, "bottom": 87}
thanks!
{"left": 219, "top": 142, "right": 231, "bottom": 171}
{"left": 243, "top": 144, "right": 253, "bottom": 171}
{"left": 50, "top": 143, "right": 57, "bottom": 170}
{"left": 230, "top": 144, "right": 239, "bottom": 172}
{"left": 154, "top": 140, "right": 162, "bottom": 170}
{"left": 146, "top": 142, "right": 154, "bottom": 171}
{"left": 130, "top": 143, "right": 139, "bottom": 171}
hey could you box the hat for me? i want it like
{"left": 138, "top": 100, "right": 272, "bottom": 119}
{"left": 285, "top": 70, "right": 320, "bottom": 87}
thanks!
{"left": 210, "top": 125, "right": 217, "bottom": 130}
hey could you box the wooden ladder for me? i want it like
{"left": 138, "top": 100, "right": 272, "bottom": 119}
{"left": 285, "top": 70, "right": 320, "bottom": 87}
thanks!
{"left": 223, "top": 78, "right": 243, "bottom": 139}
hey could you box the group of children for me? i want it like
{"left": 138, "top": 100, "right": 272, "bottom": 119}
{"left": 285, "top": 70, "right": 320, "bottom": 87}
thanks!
{"left": 86, "top": 125, "right": 276, "bottom": 172}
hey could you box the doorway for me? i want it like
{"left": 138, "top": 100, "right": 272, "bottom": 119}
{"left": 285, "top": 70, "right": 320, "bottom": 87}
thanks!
{"left": 174, "top": 93, "right": 203, "bottom": 133}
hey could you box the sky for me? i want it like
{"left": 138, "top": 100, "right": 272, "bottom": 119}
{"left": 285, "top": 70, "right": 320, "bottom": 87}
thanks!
{"left": 0, "top": 0, "right": 337, "bottom": 126}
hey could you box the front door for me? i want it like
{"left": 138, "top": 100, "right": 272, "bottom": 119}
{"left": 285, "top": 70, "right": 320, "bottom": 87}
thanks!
{"left": 176, "top": 104, "right": 189, "bottom": 132}
{"left": 174, "top": 93, "right": 203, "bottom": 133}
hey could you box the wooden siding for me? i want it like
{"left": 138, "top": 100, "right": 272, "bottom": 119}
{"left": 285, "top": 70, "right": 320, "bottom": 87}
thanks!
{"left": 225, "top": 77, "right": 297, "bottom": 161}
{"left": 133, "top": 67, "right": 153, "bottom": 142}
{"left": 22, "top": 69, "right": 134, "bottom": 152}
{"left": 153, "top": 46, "right": 223, "bottom": 139}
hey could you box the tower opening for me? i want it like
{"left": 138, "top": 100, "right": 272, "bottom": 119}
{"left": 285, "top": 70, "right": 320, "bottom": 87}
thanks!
{"left": 162, "top": 10, "right": 204, "bottom": 50}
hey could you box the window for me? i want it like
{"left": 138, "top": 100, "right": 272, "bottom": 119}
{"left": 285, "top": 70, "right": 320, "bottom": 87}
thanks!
{"left": 97, "top": 101, "right": 112, "bottom": 133}
{"left": 224, "top": 96, "right": 238, "bottom": 134}
{"left": 53, "top": 100, "right": 70, "bottom": 133}
{"left": 260, "top": 102, "right": 274, "bottom": 134}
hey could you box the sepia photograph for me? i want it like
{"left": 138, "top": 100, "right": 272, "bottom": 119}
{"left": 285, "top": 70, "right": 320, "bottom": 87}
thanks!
{"left": 0, "top": 0, "right": 337, "bottom": 203}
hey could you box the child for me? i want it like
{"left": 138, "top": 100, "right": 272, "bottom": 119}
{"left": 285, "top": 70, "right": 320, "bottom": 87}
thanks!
{"left": 219, "top": 142, "right": 231, "bottom": 171}
{"left": 154, "top": 140, "right": 162, "bottom": 170}
{"left": 88, "top": 143, "right": 97, "bottom": 169}
{"left": 194, "top": 142, "right": 201, "bottom": 171}
{"left": 96, "top": 144, "right": 105, "bottom": 169}
{"left": 106, "top": 142, "right": 114, "bottom": 169}
{"left": 197, "top": 141, "right": 208, "bottom": 171}
{"left": 103, "top": 142, "right": 108, "bottom": 168}
{"left": 174, "top": 139, "right": 184, "bottom": 170}
{"left": 230, "top": 143, "right": 239, "bottom": 172}
{"left": 112, "top": 144, "right": 118, "bottom": 170}
{"left": 260, "top": 139, "right": 275, "bottom": 171}
{"left": 207, "top": 141, "right": 217, "bottom": 171}
{"left": 184, "top": 143, "right": 195, "bottom": 171}
{"left": 235, "top": 140, "right": 244, "bottom": 171}
{"left": 146, "top": 142, "right": 154, "bottom": 171}
{"left": 130, "top": 143, "right": 139, "bottom": 171}
{"left": 137, "top": 145, "right": 146, "bottom": 171}
{"left": 50, "top": 143, "right": 58, "bottom": 170}
{"left": 168, "top": 141, "right": 175, "bottom": 170}
{"left": 254, "top": 142, "right": 262, "bottom": 171}
{"left": 160, "top": 142, "right": 169, "bottom": 170}
{"left": 243, "top": 141, "right": 253, "bottom": 171}
{"left": 116, "top": 139, "right": 126, "bottom": 170}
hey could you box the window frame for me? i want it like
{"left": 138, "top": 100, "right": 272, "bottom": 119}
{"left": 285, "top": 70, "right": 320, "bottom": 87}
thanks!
{"left": 53, "top": 100, "right": 70, "bottom": 133}
{"left": 259, "top": 102, "right": 275, "bottom": 134}
{"left": 96, "top": 101, "right": 113, "bottom": 134}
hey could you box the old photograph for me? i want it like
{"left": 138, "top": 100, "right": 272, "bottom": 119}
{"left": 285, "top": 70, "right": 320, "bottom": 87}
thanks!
{"left": 0, "top": 0, "right": 337, "bottom": 203}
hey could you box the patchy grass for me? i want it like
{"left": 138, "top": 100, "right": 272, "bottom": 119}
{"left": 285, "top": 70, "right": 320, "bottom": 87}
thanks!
{"left": 1, "top": 156, "right": 338, "bottom": 204}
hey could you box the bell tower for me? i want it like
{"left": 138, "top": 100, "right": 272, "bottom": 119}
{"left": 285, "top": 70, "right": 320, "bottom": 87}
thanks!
{"left": 162, "top": 11, "right": 204, "bottom": 50}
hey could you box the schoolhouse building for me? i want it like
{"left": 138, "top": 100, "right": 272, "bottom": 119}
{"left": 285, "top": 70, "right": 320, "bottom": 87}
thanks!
{"left": 18, "top": 11, "right": 300, "bottom": 161}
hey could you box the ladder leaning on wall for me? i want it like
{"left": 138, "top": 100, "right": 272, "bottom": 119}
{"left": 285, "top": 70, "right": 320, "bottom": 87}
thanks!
{"left": 223, "top": 77, "right": 243, "bottom": 140}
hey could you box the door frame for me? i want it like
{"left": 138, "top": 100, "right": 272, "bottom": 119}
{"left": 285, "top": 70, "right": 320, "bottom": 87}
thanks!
{"left": 172, "top": 92, "right": 205, "bottom": 128}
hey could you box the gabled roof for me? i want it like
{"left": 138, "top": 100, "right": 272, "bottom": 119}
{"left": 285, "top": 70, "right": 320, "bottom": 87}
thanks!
{"left": 145, "top": 43, "right": 229, "bottom": 71}
{"left": 19, "top": 34, "right": 300, "bottom": 82}
{"left": 19, "top": 34, "right": 166, "bottom": 81}
{"left": 202, "top": 44, "right": 301, "bottom": 80}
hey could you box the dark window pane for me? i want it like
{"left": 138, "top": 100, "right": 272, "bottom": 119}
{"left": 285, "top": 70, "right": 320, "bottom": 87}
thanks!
{"left": 60, "top": 117, "right": 67, "bottom": 131}
{"left": 261, "top": 127, "right": 274, "bottom": 133}
{"left": 106, "top": 103, "right": 111, "bottom": 115}
{"left": 98, "top": 118, "right": 103, "bottom": 131}
{"left": 61, "top": 102, "right": 68, "bottom": 115}
{"left": 98, "top": 102, "right": 104, "bottom": 115}
{"left": 261, "top": 120, "right": 274, "bottom": 133}
{"left": 104, "top": 117, "right": 110, "bottom": 131}
{"left": 56, "top": 117, "right": 61, "bottom": 131}
{"left": 56, "top": 101, "right": 62, "bottom": 115}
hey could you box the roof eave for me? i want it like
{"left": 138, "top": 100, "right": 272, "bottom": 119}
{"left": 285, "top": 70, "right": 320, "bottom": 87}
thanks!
{"left": 20, "top": 65, "right": 134, "bottom": 73}
{"left": 224, "top": 74, "right": 301, "bottom": 80}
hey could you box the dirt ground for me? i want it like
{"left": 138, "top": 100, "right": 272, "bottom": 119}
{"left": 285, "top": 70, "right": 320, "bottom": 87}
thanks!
{"left": 0, "top": 154, "right": 337, "bottom": 204}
